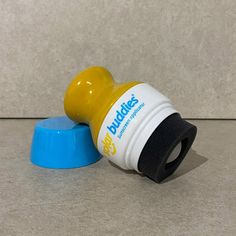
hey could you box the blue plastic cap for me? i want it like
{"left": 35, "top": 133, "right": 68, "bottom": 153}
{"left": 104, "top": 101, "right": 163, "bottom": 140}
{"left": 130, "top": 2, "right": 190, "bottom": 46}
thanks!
{"left": 30, "top": 116, "right": 101, "bottom": 168}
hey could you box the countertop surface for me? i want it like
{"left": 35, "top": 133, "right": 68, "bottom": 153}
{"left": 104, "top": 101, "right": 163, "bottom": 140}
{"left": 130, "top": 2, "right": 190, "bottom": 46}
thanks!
{"left": 0, "top": 119, "right": 235, "bottom": 236}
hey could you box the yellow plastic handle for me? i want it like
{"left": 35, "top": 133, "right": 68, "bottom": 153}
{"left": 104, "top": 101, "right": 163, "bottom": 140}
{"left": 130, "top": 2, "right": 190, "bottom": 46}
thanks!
{"left": 64, "top": 66, "right": 140, "bottom": 144}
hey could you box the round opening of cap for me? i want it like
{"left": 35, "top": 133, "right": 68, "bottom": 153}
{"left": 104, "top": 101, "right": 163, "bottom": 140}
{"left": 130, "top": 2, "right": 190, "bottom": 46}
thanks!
{"left": 166, "top": 142, "right": 182, "bottom": 164}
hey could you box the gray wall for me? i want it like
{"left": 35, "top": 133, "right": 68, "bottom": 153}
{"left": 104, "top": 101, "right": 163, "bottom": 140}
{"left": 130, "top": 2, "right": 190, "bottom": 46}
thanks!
{"left": 1, "top": 0, "right": 235, "bottom": 118}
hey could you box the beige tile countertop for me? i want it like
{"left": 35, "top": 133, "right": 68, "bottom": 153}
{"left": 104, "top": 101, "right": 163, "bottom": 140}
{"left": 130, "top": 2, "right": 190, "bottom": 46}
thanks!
{"left": 0, "top": 119, "right": 235, "bottom": 236}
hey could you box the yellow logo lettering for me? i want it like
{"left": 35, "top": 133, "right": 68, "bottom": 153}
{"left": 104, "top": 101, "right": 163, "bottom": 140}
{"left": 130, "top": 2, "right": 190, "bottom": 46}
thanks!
{"left": 102, "top": 133, "right": 117, "bottom": 156}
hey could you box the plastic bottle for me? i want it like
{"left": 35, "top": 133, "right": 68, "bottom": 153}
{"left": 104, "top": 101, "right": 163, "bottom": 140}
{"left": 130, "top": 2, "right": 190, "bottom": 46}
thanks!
{"left": 64, "top": 66, "right": 197, "bottom": 182}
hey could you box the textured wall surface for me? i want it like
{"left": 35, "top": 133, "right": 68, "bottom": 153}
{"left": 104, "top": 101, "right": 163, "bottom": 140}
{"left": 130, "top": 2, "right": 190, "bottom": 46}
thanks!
{"left": 0, "top": 0, "right": 235, "bottom": 118}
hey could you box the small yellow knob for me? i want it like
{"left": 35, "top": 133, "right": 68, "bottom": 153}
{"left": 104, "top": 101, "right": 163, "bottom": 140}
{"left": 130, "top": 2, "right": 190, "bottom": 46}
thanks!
{"left": 64, "top": 66, "right": 140, "bottom": 143}
{"left": 64, "top": 66, "right": 113, "bottom": 123}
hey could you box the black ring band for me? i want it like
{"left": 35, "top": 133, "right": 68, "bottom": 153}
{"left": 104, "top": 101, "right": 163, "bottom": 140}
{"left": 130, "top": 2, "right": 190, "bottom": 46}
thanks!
{"left": 138, "top": 113, "right": 197, "bottom": 183}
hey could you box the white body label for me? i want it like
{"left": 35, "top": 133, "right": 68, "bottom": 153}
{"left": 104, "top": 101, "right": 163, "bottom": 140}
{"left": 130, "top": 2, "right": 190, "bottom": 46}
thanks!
{"left": 97, "top": 83, "right": 177, "bottom": 171}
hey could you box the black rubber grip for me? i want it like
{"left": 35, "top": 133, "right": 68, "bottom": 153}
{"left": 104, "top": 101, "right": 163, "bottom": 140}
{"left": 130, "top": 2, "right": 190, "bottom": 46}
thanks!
{"left": 138, "top": 113, "right": 197, "bottom": 183}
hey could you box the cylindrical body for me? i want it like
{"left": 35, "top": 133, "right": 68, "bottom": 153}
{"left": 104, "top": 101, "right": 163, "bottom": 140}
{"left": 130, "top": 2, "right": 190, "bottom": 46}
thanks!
{"left": 64, "top": 67, "right": 197, "bottom": 182}
{"left": 97, "top": 83, "right": 177, "bottom": 171}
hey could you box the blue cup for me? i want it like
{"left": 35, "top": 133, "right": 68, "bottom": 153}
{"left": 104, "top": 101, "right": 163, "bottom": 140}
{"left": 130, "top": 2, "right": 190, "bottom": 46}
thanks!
{"left": 30, "top": 116, "right": 101, "bottom": 168}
